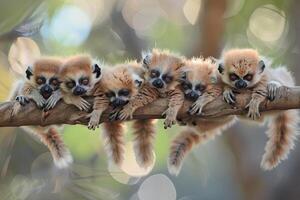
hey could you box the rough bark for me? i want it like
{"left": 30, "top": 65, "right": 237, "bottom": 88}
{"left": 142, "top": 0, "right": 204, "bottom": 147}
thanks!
{"left": 0, "top": 86, "right": 299, "bottom": 127}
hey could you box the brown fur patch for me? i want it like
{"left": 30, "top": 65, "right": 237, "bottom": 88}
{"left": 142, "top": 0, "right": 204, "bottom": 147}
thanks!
{"left": 224, "top": 49, "right": 260, "bottom": 77}
{"left": 60, "top": 55, "right": 92, "bottom": 77}
{"left": 33, "top": 57, "right": 62, "bottom": 77}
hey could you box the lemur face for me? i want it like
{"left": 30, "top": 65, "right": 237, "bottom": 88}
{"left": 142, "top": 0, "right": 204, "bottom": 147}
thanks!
{"left": 105, "top": 88, "right": 131, "bottom": 108}
{"left": 102, "top": 63, "right": 144, "bottom": 108}
{"left": 181, "top": 58, "right": 217, "bottom": 102}
{"left": 26, "top": 58, "right": 62, "bottom": 99}
{"left": 142, "top": 49, "right": 184, "bottom": 91}
{"left": 218, "top": 49, "right": 265, "bottom": 89}
{"left": 60, "top": 55, "right": 102, "bottom": 96}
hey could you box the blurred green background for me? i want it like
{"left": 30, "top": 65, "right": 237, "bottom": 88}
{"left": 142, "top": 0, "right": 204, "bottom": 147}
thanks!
{"left": 0, "top": 0, "right": 300, "bottom": 199}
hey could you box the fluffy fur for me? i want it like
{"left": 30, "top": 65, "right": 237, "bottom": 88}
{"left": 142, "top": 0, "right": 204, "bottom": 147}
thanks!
{"left": 219, "top": 49, "right": 299, "bottom": 170}
{"left": 168, "top": 57, "right": 236, "bottom": 175}
{"left": 115, "top": 49, "right": 185, "bottom": 129}
{"left": 10, "top": 57, "right": 72, "bottom": 168}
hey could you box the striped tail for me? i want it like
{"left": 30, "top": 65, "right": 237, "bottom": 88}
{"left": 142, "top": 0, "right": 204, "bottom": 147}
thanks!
{"left": 132, "top": 119, "right": 156, "bottom": 168}
{"left": 102, "top": 122, "right": 125, "bottom": 167}
{"left": 168, "top": 128, "right": 199, "bottom": 176}
{"left": 23, "top": 126, "right": 73, "bottom": 168}
{"left": 261, "top": 109, "right": 299, "bottom": 170}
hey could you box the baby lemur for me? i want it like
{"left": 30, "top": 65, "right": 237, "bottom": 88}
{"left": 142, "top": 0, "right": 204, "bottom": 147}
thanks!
{"left": 219, "top": 48, "right": 299, "bottom": 170}
{"left": 112, "top": 49, "right": 185, "bottom": 129}
{"left": 9, "top": 57, "right": 72, "bottom": 168}
{"left": 168, "top": 57, "right": 236, "bottom": 175}
{"left": 88, "top": 61, "right": 157, "bottom": 168}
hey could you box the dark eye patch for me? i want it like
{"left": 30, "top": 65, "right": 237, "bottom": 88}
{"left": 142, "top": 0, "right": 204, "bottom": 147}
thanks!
{"left": 162, "top": 74, "right": 173, "bottom": 83}
{"left": 243, "top": 74, "right": 253, "bottom": 81}
{"left": 195, "top": 83, "right": 206, "bottom": 91}
{"left": 181, "top": 81, "right": 192, "bottom": 90}
{"left": 229, "top": 73, "right": 239, "bottom": 81}
{"left": 79, "top": 77, "right": 89, "bottom": 85}
{"left": 66, "top": 80, "right": 76, "bottom": 89}
{"left": 150, "top": 70, "right": 160, "bottom": 78}
{"left": 105, "top": 91, "right": 115, "bottom": 98}
{"left": 50, "top": 77, "right": 60, "bottom": 87}
{"left": 118, "top": 89, "right": 130, "bottom": 96}
{"left": 36, "top": 76, "right": 46, "bottom": 85}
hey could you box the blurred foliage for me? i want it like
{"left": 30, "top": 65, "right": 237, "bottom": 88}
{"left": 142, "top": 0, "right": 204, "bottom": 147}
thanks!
{"left": 0, "top": 0, "right": 300, "bottom": 199}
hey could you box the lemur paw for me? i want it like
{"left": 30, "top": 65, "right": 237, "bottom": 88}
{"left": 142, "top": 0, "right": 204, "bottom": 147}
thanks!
{"left": 108, "top": 108, "right": 121, "bottom": 121}
{"left": 87, "top": 110, "right": 102, "bottom": 130}
{"left": 75, "top": 98, "right": 91, "bottom": 112}
{"left": 223, "top": 89, "right": 236, "bottom": 104}
{"left": 267, "top": 81, "right": 281, "bottom": 101}
{"left": 45, "top": 94, "right": 61, "bottom": 111}
{"left": 189, "top": 100, "right": 205, "bottom": 115}
{"left": 116, "top": 107, "right": 134, "bottom": 120}
{"left": 246, "top": 100, "right": 261, "bottom": 120}
{"left": 15, "top": 95, "right": 29, "bottom": 106}
{"left": 162, "top": 108, "right": 177, "bottom": 129}
{"left": 34, "top": 96, "right": 46, "bottom": 109}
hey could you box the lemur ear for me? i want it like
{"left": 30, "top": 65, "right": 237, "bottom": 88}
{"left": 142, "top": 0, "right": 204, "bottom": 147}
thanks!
{"left": 25, "top": 66, "right": 33, "bottom": 80}
{"left": 218, "top": 63, "right": 224, "bottom": 74}
{"left": 258, "top": 60, "right": 265, "bottom": 73}
{"left": 179, "top": 71, "right": 187, "bottom": 82}
{"left": 142, "top": 52, "right": 152, "bottom": 69}
{"left": 92, "top": 63, "right": 101, "bottom": 78}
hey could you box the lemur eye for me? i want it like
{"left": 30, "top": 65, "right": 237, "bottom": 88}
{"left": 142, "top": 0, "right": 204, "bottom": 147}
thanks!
{"left": 195, "top": 84, "right": 206, "bottom": 91}
{"left": 181, "top": 82, "right": 192, "bottom": 90}
{"left": 244, "top": 74, "right": 253, "bottom": 81}
{"left": 229, "top": 73, "right": 239, "bottom": 81}
{"left": 36, "top": 77, "right": 46, "bottom": 85}
{"left": 105, "top": 91, "right": 115, "bottom": 98}
{"left": 162, "top": 74, "right": 173, "bottom": 83}
{"left": 118, "top": 89, "right": 130, "bottom": 96}
{"left": 66, "top": 81, "right": 75, "bottom": 89}
{"left": 80, "top": 77, "right": 89, "bottom": 85}
{"left": 150, "top": 70, "right": 160, "bottom": 78}
{"left": 50, "top": 78, "right": 59, "bottom": 86}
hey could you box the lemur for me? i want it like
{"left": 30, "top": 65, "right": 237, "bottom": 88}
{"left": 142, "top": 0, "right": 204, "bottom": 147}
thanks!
{"left": 218, "top": 48, "right": 299, "bottom": 170}
{"left": 9, "top": 57, "right": 72, "bottom": 168}
{"left": 168, "top": 57, "right": 236, "bottom": 175}
{"left": 112, "top": 49, "right": 185, "bottom": 129}
{"left": 87, "top": 61, "right": 157, "bottom": 168}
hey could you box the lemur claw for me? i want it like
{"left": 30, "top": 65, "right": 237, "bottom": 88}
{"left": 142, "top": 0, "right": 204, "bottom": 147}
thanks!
{"left": 223, "top": 89, "right": 236, "bottom": 104}
{"left": 246, "top": 100, "right": 261, "bottom": 120}
{"left": 267, "top": 81, "right": 281, "bottom": 101}
{"left": 87, "top": 110, "right": 101, "bottom": 130}
{"left": 16, "top": 95, "right": 30, "bottom": 106}
{"left": 162, "top": 108, "right": 177, "bottom": 129}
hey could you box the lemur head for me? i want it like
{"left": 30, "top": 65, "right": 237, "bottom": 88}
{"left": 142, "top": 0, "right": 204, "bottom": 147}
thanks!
{"left": 142, "top": 49, "right": 184, "bottom": 92}
{"left": 25, "top": 57, "right": 62, "bottom": 99}
{"left": 60, "top": 55, "right": 102, "bottom": 96}
{"left": 218, "top": 49, "right": 265, "bottom": 89}
{"left": 102, "top": 61, "right": 145, "bottom": 108}
{"left": 180, "top": 57, "right": 218, "bottom": 102}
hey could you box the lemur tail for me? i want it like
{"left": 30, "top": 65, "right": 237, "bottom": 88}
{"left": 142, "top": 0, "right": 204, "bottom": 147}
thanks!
{"left": 102, "top": 122, "right": 125, "bottom": 167}
{"left": 24, "top": 126, "right": 73, "bottom": 168}
{"left": 168, "top": 128, "right": 199, "bottom": 176}
{"left": 261, "top": 109, "right": 299, "bottom": 170}
{"left": 132, "top": 119, "right": 156, "bottom": 168}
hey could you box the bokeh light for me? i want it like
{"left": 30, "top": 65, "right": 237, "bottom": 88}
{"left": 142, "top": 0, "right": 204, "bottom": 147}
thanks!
{"left": 138, "top": 174, "right": 176, "bottom": 200}
{"left": 41, "top": 5, "right": 92, "bottom": 47}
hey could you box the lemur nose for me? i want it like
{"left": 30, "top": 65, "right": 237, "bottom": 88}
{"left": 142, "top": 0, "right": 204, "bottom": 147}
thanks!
{"left": 153, "top": 79, "right": 164, "bottom": 88}
{"left": 235, "top": 79, "right": 247, "bottom": 89}
{"left": 73, "top": 86, "right": 86, "bottom": 96}
{"left": 186, "top": 91, "right": 199, "bottom": 101}
{"left": 112, "top": 98, "right": 128, "bottom": 108}
{"left": 41, "top": 84, "right": 53, "bottom": 94}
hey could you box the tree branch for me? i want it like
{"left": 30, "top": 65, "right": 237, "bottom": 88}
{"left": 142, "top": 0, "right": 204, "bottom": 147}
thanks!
{"left": 0, "top": 86, "right": 299, "bottom": 127}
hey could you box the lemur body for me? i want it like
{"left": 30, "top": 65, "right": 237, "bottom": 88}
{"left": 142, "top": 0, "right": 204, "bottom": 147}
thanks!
{"left": 219, "top": 49, "right": 299, "bottom": 170}
{"left": 88, "top": 61, "right": 157, "bottom": 167}
{"left": 114, "top": 49, "right": 185, "bottom": 129}
{"left": 9, "top": 57, "right": 72, "bottom": 168}
{"left": 168, "top": 58, "right": 236, "bottom": 175}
